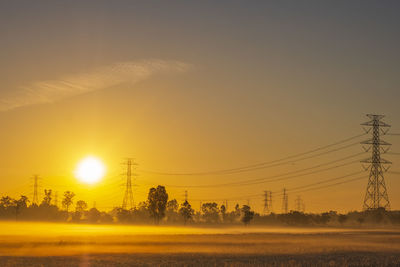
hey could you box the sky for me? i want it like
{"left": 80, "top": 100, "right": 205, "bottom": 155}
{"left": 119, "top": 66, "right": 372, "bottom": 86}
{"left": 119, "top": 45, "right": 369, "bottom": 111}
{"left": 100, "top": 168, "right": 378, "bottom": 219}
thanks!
{"left": 0, "top": 1, "right": 399, "bottom": 213}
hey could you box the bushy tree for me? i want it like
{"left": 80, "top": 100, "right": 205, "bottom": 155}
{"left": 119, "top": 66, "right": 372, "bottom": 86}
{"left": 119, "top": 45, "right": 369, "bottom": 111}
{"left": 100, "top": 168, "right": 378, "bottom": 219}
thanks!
{"left": 75, "top": 200, "right": 88, "bottom": 213}
{"left": 62, "top": 191, "right": 75, "bottom": 212}
{"left": 14, "top": 195, "right": 29, "bottom": 220}
{"left": 338, "top": 214, "right": 348, "bottom": 225}
{"left": 201, "top": 202, "right": 220, "bottom": 223}
{"left": 179, "top": 200, "right": 194, "bottom": 225}
{"left": 87, "top": 208, "right": 101, "bottom": 223}
{"left": 147, "top": 185, "right": 168, "bottom": 224}
{"left": 241, "top": 205, "right": 254, "bottom": 225}
{"left": 41, "top": 189, "right": 52, "bottom": 206}
{"left": 220, "top": 204, "right": 227, "bottom": 223}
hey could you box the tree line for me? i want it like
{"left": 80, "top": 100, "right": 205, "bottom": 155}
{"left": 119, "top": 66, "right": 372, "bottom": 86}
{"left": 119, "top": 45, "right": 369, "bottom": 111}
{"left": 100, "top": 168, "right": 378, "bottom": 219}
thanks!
{"left": 1, "top": 185, "right": 399, "bottom": 227}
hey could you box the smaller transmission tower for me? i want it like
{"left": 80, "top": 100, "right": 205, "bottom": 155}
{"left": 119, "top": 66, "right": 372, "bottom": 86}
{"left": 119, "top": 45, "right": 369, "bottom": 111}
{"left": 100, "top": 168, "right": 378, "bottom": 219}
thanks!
{"left": 263, "top": 191, "right": 273, "bottom": 214}
{"left": 361, "top": 114, "right": 391, "bottom": 210}
{"left": 122, "top": 158, "right": 136, "bottom": 210}
{"left": 32, "top": 175, "right": 39, "bottom": 205}
{"left": 295, "top": 195, "right": 305, "bottom": 212}
{"left": 54, "top": 191, "right": 58, "bottom": 208}
{"left": 281, "top": 188, "right": 288, "bottom": 214}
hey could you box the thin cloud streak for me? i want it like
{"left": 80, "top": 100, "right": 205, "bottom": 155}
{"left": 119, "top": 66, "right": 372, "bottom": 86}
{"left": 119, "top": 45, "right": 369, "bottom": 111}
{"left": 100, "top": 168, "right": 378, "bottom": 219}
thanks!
{"left": 0, "top": 60, "right": 191, "bottom": 111}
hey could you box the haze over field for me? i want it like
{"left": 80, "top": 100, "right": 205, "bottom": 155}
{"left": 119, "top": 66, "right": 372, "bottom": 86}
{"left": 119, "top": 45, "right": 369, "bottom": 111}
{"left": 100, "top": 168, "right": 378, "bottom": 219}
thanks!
{"left": 1, "top": 1, "right": 400, "bottom": 214}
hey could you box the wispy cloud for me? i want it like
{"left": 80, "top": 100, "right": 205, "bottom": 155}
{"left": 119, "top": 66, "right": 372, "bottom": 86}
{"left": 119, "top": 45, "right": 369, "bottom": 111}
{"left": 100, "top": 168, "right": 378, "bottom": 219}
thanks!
{"left": 0, "top": 60, "right": 191, "bottom": 111}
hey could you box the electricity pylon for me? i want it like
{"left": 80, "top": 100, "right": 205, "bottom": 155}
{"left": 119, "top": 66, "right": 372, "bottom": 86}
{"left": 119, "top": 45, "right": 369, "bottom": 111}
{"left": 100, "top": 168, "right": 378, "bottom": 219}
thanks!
{"left": 361, "top": 114, "right": 391, "bottom": 210}
{"left": 281, "top": 188, "right": 288, "bottom": 214}
{"left": 263, "top": 191, "right": 272, "bottom": 214}
{"left": 122, "top": 158, "right": 136, "bottom": 210}
{"left": 295, "top": 195, "right": 305, "bottom": 212}
{"left": 32, "top": 175, "right": 39, "bottom": 205}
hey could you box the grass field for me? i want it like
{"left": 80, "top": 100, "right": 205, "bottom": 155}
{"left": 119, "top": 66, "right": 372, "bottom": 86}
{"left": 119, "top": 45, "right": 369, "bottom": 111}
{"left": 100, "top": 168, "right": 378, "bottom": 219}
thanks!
{"left": 0, "top": 222, "right": 399, "bottom": 266}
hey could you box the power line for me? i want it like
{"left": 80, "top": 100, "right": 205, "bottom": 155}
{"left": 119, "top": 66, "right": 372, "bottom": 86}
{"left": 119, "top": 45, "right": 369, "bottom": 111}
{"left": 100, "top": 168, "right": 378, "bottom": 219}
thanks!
{"left": 283, "top": 171, "right": 364, "bottom": 193}
{"left": 189, "top": 171, "right": 368, "bottom": 203}
{"left": 287, "top": 175, "right": 367, "bottom": 195}
{"left": 139, "top": 133, "right": 366, "bottom": 176}
{"left": 158, "top": 152, "right": 364, "bottom": 188}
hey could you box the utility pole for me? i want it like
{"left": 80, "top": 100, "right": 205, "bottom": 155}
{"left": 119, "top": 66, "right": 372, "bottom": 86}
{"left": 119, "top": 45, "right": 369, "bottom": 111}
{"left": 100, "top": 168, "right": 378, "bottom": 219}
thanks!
{"left": 184, "top": 190, "right": 188, "bottom": 202}
{"left": 263, "top": 191, "right": 272, "bottom": 214}
{"left": 225, "top": 200, "right": 228, "bottom": 211}
{"left": 32, "top": 175, "right": 39, "bottom": 205}
{"left": 361, "top": 114, "right": 391, "bottom": 210}
{"left": 122, "top": 158, "right": 136, "bottom": 210}
{"left": 281, "top": 188, "right": 288, "bottom": 214}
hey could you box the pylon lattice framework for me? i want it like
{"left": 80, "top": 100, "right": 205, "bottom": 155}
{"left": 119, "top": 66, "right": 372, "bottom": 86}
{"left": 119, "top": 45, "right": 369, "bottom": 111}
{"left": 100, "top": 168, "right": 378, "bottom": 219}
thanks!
{"left": 263, "top": 191, "right": 272, "bottom": 214}
{"left": 281, "top": 188, "right": 288, "bottom": 214}
{"left": 122, "top": 158, "right": 136, "bottom": 210}
{"left": 33, "top": 175, "right": 39, "bottom": 205}
{"left": 361, "top": 114, "right": 391, "bottom": 210}
{"left": 295, "top": 195, "right": 305, "bottom": 212}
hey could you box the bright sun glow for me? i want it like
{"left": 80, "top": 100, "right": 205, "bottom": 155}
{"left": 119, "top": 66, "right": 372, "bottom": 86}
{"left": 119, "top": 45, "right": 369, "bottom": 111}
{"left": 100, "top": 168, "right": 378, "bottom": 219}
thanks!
{"left": 74, "top": 156, "right": 106, "bottom": 184}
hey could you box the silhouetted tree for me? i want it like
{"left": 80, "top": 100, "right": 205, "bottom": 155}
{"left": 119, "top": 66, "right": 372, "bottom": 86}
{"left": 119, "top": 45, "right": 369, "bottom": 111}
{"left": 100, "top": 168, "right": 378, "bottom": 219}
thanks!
{"left": 147, "top": 185, "right": 168, "bottom": 224}
{"left": 87, "top": 208, "right": 101, "bottom": 223}
{"left": 76, "top": 200, "right": 88, "bottom": 213}
{"left": 179, "top": 200, "right": 194, "bottom": 225}
{"left": 166, "top": 199, "right": 179, "bottom": 223}
{"left": 0, "top": 196, "right": 13, "bottom": 208}
{"left": 220, "top": 204, "right": 227, "bottom": 223}
{"left": 338, "top": 214, "right": 348, "bottom": 225}
{"left": 62, "top": 191, "right": 75, "bottom": 212}
{"left": 14, "top": 195, "right": 29, "bottom": 220}
{"left": 201, "top": 202, "right": 220, "bottom": 223}
{"left": 241, "top": 205, "right": 254, "bottom": 225}
{"left": 167, "top": 199, "right": 178, "bottom": 212}
{"left": 41, "top": 189, "right": 52, "bottom": 206}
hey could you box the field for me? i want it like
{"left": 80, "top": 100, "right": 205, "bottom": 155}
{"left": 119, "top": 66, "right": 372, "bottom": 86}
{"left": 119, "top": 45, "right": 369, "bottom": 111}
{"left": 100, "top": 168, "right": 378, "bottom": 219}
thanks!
{"left": 0, "top": 222, "right": 399, "bottom": 266}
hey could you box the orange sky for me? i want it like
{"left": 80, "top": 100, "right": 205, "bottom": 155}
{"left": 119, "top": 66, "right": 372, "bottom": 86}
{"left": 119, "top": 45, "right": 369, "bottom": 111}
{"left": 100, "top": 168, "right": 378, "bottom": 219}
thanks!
{"left": 0, "top": 1, "right": 399, "bottom": 213}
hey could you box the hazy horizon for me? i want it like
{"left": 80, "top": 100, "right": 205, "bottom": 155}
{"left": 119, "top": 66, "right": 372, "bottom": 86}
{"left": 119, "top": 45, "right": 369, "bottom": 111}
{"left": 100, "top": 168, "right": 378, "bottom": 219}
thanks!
{"left": 0, "top": 1, "right": 399, "bottom": 213}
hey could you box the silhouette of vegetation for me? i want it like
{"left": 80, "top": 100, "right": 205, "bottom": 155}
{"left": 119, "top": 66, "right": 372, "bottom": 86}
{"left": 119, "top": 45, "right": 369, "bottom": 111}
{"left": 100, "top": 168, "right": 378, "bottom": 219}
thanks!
{"left": 0, "top": 186, "right": 399, "bottom": 227}
{"left": 147, "top": 185, "right": 168, "bottom": 224}
{"left": 179, "top": 200, "right": 194, "bottom": 225}
{"left": 241, "top": 205, "right": 254, "bottom": 225}
{"left": 201, "top": 202, "right": 220, "bottom": 223}
{"left": 62, "top": 191, "right": 75, "bottom": 212}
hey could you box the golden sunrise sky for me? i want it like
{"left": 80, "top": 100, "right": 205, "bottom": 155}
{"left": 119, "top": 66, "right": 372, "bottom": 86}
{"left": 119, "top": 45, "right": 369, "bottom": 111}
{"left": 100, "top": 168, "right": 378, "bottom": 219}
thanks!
{"left": 0, "top": 1, "right": 399, "bottom": 213}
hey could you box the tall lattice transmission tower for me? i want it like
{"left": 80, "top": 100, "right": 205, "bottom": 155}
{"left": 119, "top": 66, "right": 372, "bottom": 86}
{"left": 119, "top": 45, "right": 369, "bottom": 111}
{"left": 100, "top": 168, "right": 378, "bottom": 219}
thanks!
{"left": 122, "top": 158, "right": 136, "bottom": 210}
{"left": 263, "top": 191, "right": 272, "bottom": 214}
{"left": 361, "top": 114, "right": 391, "bottom": 210}
{"left": 281, "top": 188, "right": 288, "bottom": 214}
{"left": 32, "top": 175, "right": 39, "bottom": 205}
{"left": 295, "top": 195, "right": 305, "bottom": 212}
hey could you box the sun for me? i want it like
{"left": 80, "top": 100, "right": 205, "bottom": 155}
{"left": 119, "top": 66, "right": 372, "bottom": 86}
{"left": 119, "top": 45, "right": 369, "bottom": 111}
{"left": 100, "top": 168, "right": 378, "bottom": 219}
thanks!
{"left": 74, "top": 156, "right": 106, "bottom": 184}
